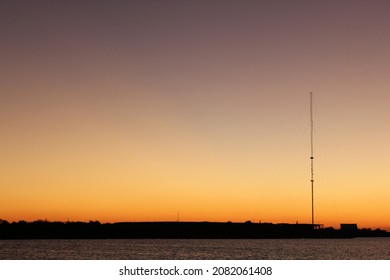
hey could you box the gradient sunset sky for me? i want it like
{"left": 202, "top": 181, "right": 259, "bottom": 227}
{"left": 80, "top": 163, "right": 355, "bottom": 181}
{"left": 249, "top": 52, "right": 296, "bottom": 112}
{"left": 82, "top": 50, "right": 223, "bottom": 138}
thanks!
{"left": 1, "top": 0, "right": 389, "bottom": 229}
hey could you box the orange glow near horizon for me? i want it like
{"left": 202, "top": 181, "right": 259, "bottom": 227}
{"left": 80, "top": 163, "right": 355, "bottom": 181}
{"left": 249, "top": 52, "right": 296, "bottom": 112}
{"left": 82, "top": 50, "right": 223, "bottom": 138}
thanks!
{"left": 1, "top": 1, "right": 390, "bottom": 231}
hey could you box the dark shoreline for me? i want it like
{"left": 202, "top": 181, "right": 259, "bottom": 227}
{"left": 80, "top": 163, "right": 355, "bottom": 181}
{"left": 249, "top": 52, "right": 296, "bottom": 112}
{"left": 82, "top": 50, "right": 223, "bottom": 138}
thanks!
{"left": 1, "top": 220, "right": 389, "bottom": 239}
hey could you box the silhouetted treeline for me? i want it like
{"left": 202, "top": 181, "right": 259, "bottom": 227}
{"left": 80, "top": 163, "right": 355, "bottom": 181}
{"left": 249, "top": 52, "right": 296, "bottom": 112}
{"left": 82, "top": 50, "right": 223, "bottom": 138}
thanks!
{"left": 0, "top": 219, "right": 389, "bottom": 239}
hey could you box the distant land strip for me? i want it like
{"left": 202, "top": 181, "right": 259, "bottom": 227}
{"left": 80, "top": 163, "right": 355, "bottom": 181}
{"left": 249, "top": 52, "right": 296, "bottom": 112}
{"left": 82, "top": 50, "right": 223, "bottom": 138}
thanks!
{"left": 1, "top": 220, "right": 389, "bottom": 239}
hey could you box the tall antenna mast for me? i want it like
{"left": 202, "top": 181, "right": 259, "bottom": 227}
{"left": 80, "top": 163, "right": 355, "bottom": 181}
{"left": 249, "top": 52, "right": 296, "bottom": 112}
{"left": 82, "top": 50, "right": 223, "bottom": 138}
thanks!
{"left": 310, "top": 92, "right": 314, "bottom": 225}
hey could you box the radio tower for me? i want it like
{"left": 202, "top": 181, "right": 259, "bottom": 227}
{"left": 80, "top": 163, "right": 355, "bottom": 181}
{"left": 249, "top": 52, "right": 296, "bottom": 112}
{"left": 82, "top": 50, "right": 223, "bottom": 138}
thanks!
{"left": 310, "top": 92, "right": 315, "bottom": 225}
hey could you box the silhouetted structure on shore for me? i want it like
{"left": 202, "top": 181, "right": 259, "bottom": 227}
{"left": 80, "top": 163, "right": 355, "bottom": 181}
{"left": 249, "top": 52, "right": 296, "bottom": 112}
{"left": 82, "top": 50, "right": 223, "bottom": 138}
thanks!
{"left": 0, "top": 220, "right": 389, "bottom": 239}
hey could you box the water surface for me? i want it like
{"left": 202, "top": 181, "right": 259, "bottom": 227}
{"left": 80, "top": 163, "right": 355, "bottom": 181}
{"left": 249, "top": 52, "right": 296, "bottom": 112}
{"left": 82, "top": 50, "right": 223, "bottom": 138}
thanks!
{"left": 0, "top": 238, "right": 389, "bottom": 260}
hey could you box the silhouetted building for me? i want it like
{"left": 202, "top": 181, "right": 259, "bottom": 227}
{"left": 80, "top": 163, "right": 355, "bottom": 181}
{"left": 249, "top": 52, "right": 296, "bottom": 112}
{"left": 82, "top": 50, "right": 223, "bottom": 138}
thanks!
{"left": 340, "top": 224, "right": 358, "bottom": 232}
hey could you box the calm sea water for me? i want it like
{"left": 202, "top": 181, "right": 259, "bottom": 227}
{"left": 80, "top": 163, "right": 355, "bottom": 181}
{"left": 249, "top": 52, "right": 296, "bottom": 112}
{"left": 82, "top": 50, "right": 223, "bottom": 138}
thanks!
{"left": 0, "top": 238, "right": 389, "bottom": 260}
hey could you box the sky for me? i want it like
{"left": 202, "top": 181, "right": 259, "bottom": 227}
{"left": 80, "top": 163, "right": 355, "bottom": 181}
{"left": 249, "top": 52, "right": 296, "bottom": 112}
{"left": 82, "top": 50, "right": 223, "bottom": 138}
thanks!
{"left": 1, "top": 0, "right": 389, "bottom": 230}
